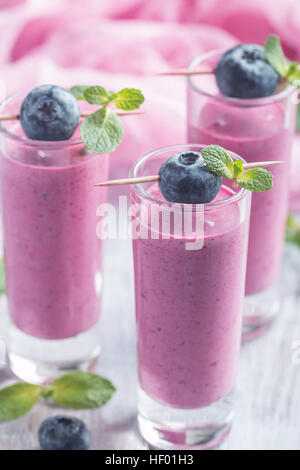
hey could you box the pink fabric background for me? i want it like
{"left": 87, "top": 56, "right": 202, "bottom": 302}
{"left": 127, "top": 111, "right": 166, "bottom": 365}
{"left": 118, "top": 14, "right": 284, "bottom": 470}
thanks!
{"left": 1, "top": 0, "right": 300, "bottom": 192}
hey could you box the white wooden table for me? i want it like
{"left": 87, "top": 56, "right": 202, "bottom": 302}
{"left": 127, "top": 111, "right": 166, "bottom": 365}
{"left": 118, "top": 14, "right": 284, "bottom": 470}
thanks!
{"left": 0, "top": 239, "right": 300, "bottom": 450}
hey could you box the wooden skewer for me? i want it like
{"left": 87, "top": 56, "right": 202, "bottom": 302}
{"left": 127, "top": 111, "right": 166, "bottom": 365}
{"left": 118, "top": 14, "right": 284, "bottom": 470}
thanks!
{"left": 0, "top": 114, "right": 19, "bottom": 121}
{"left": 80, "top": 110, "right": 144, "bottom": 118}
{"left": 94, "top": 161, "right": 284, "bottom": 187}
{"left": 96, "top": 175, "right": 159, "bottom": 187}
{"left": 156, "top": 67, "right": 213, "bottom": 76}
{"left": 241, "top": 161, "right": 284, "bottom": 169}
{"left": 0, "top": 110, "right": 145, "bottom": 121}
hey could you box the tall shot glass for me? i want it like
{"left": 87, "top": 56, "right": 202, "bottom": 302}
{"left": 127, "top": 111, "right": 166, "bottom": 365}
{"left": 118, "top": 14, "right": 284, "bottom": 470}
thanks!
{"left": 0, "top": 91, "right": 108, "bottom": 383}
{"left": 187, "top": 50, "right": 297, "bottom": 340}
{"left": 130, "top": 144, "right": 251, "bottom": 450}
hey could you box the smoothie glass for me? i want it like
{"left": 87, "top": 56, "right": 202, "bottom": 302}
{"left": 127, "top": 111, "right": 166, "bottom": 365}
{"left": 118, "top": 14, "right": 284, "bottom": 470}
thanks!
{"left": 130, "top": 144, "right": 251, "bottom": 450}
{"left": 187, "top": 50, "right": 297, "bottom": 341}
{"left": 0, "top": 91, "right": 108, "bottom": 383}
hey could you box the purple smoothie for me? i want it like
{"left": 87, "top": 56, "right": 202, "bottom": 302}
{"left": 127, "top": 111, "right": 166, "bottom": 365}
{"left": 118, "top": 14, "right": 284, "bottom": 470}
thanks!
{"left": 188, "top": 101, "right": 295, "bottom": 295}
{"left": 132, "top": 184, "right": 250, "bottom": 409}
{"left": 0, "top": 138, "right": 107, "bottom": 340}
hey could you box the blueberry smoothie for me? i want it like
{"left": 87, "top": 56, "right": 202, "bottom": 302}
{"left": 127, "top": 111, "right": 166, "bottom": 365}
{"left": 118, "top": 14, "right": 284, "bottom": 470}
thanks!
{"left": 132, "top": 183, "right": 250, "bottom": 409}
{"left": 188, "top": 100, "right": 294, "bottom": 295}
{"left": 186, "top": 41, "right": 297, "bottom": 305}
{"left": 0, "top": 86, "right": 108, "bottom": 341}
{"left": 1, "top": 147, "right": 107, "bottom": 340}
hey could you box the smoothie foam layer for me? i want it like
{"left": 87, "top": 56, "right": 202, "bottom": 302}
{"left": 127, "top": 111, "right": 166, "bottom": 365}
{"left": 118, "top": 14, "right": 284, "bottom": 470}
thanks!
{"left": 132, "top": 184, "right": 249, "bottom": 409}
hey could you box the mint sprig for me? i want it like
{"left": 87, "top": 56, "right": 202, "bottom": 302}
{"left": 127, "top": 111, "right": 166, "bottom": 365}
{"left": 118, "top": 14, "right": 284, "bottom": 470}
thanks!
{"left": 264, "top": 35, "right": 300, "bottom": 84}
{"left": 70, "top": 85, "right": 144, "bottom": 154}
{"left": 0, "top": 371, "right": 116, "bottom": 421}
{"left": 201, "top": 145, "right": 273, "bottom": 192}
{"left": 40, "top": 372, "right": 115, "bottom": 409}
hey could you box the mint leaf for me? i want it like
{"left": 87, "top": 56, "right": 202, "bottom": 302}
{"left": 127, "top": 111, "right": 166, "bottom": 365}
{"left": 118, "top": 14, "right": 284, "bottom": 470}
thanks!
{"left": 264, "top": 35, "right": 287, "bottom": 77}
{"left": 0, "top": 258, "right": 5, "bottom": 294}
{"left": 71, "top": 83, "right": 144, "bottom": 154}
{"left": 70, "top": 85, "right": 90, "bottom": 100}
{"left": 83, "top": 86, "right": 111, "bottom": 105}
{"left": 0, "top": 383, "right": 40, "bottom": 421}
{"left": 0, "top": 372, "right": 116, "bottom": 421}
{"left": 80, "top": 107, "right": 124, "bottom": 154}
{"left": 201, "top": 145, "right": 234, "bottom": 179}
{"left": 286, "top": 62, "right": 299, "bottom": 80}
{"left": 286, "top": 214, "right": 300, "bottom": 247}
{"left": 236, "top": 167, "right": 273, "bottom": 192}
{"left": 233, "top": 159, "right": 243, "bottom": 178}
{"left": 41, "top": 371, "right": 116, "bottom": 409}
{"left": 112, "top": 88, "right": 144, "bottom": 111}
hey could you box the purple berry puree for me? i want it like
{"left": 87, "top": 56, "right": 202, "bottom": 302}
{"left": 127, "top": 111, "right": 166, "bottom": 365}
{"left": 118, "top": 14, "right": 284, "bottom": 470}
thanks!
{"left": 131, "top": 184, "right": 249, "bottom": 409}
{"left": 0, "top": 143, "right": 108, "bottom": 340}
{"left": 188, "top": 100, "right": 295, "bottom": 295}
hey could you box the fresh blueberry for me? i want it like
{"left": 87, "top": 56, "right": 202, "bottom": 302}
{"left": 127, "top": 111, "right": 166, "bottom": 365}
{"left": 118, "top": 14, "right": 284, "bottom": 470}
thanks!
{"left": 38, "top": 415, "right": 91, "bottom": 450}
{"left": 20, "top": 85, "right": 80, "bottom": 141}
{"left": 158, "top": 151, "right": 222, "bottom": 204}
{"left": 214, "top": 44, "right": 280, "bottom": 98}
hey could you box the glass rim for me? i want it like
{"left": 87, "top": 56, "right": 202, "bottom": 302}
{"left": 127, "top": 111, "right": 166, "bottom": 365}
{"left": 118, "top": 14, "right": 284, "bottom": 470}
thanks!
{"left": 187, "top": 49, "right": 296, "bottom": 107}
{"left": 129, "top": 144, "right": 249, "bottom": 212}
{"left": 0, "top": 89, "right": 83, "bottom": 149}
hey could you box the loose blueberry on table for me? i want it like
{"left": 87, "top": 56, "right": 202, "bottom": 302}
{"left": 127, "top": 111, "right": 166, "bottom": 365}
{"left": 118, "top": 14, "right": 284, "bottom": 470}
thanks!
{"left": 38, "top": 415, "right": 91, "bottom": 451}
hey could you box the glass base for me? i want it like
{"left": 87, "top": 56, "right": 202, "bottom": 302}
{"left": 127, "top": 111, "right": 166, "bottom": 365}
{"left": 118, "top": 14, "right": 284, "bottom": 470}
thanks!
{"left": 243, "top": 282, "right": 280, "bottom": 342}
{"left": 137, "top": 387, "right": 234, "bottom": 450}
{"left": 7, "top": 321, "right": 101, "bottom": 384}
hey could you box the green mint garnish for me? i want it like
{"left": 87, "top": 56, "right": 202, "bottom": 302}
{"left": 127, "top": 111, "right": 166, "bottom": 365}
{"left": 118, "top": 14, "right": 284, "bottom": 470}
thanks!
{"left": 233, "top": 159, "right": 243, "bottom": 178}
{"left": 201, "top": 145, "right": 273, "bottom": 192}
{"left": 83, "top": 86, "right": 112, "bottom": 105}
{"left": 40, "top": 371, "right": 116, "bottom": 409}
{"left": 201, "top": 145, "right": 234, "bottom": 179}
{"left": 0, "top": 371, "right": 115, "bottom": 421}
{"left": 236, "top": 167, "right": 273, "bottom": 192}
{"left": 111, "top": 88, "right": 145, "bottom": 111}
{"left": 286, "top": 214, "right": 300, "bottom": 247}
{"left": 264, "top": 35, "right": 300, "bottom": 84}
{"left": 0, "top": 383, "right": 41, "bottom": 421}
{"left": 69, "top": 85, "right": 90, "bottom": 100}
{"left": 70, "top": 85, "right": 144, "bottom": 154}
{"left": 0, "top": 258, "right": 5, "bottom": 294}
{"left": 80, "top": 107, "right": 124, "bottom": 155}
